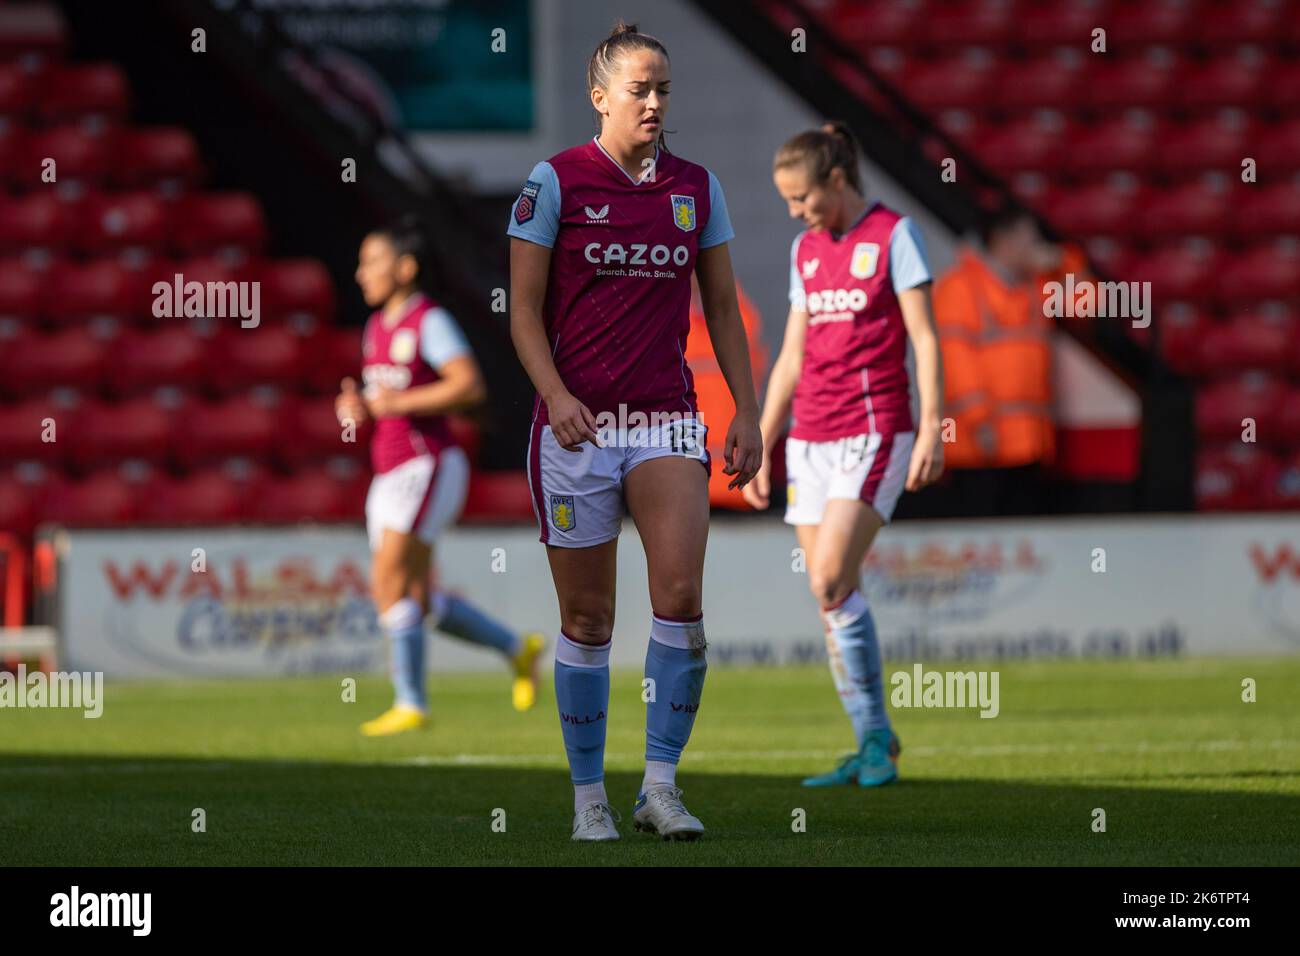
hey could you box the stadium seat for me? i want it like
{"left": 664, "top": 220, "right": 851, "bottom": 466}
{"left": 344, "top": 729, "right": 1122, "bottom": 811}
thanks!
{"left": 899, "top": 56, "right": 995, "bottom": 112}
{"left": 1264, "top": 451, "right": 1300, "bottom": 510}
{"left": 1157, "top": 114, "right": 1256, "bottom": 174}
{"left": 253, "top": 467, "right": 352, "bottom": 522}
{"left": 1194, "top": 0, "right": 1289, "bottom": 47}
{"left": 140, "top": 469, "right": 247, "bottom": 524}
{"left": 1254, "top": 118, "right": 1300, "bottom": 170}
{"left": 1126, "top": 242, "right": 1219, "bottom": 302}
{"left": 1015, "top": 0, "right": 1108, "bottom": 46}
{"left": 1266, "top": 61, "right": 1300, "bottom": 114}
{"left": 919, "top": 0, "right": 1017, "bottom": 48}
{"left": 1157, "top": 303, "right": 1210, "bottom": 377}
{"left": 1216, "top": 243, "right": 1300, "bottom": 304}
{"left": 994, "top": 54, "right": 1085, "bottom": 112}
{"left": 256, "top": 258, "right": 336, "bottom": 324}
{"left": 0, "top": 191, "right": 74, "bottom": 256}
{"left": 111, "top": 127, "right": 204, "bottom": 189}
{"left": 824, "top": 0, "right": 925, "bottom": 46}
{"left": 0, "top": 122, "right": 29, "bottom": 188}
{"left": 1041, "top": 181, "right": 1140, "bottom": 238}
{"left": 77, "top": 190, "right": 170, "bottom": 256}
{"left": 302, "top": 325, "right": 362, "bottom": 394}
{"left": 37, "top": 63, "right": 129, "bottom": 123}
{"left": 0, "top": 258, "right": 42, "bottom": 321}
{"left": 45, "top": 258, "right": 150, "bottom": 325}
{"left": 1135, "top": 180, "right": 1230, "bottom": 239}
{"left": 173, "top": 394, "right": 281, "bottom": 468}
{"left": 460, "top": 470, "right": 536, "bottom": 523}
{"left": 1194, "top": 444, "right": 1274, "bottom": 512}
{"left": 210, "top": 325, "right": 306, "bottom": 392}
{"left": 279, "top": 393, "right": 367, "bottom": 467}
{"left": 1177, "top": 53, "right": 1267, "bottom": 111}
{"left": 0, "top": 471, "right": 38, "bottom": 536}
{"left": 1062, "top": 115, "right": 1162, "bottom": 175}
{"left": 5, "top": 326, "right": 112, "bottom": 394}
{"left": 1082, "top": 53, "right": 1179, "bottom": 111}
{"left": 137, "top": 256, "right": 250, "bottom": 326}
{"left": 1108, "top": 0, "right": 1196, "bottom": 47}
{"left": 0, "top": 61, "right": 33, "bottom": 116}
{"left": 20, "top": 125, "right": 111, "bottom": 186}
{"left": 39, "top": 469, "right": 142, "bottom": 526}
{"left": 1194, "top": 373, "right": 1286, "bottom": 445}
{"left": 973, "top": 113, "right": 1068, "bottom": 173}
{"left": 1233, "top": 182, "right": 1300, "bottom": 239}
{"left": 67, "top": 396, "right": 174, "bottom": 469}
{"left": 171, "top": 193, "right": 268, "bottom": 257}
{"left": 0, "top": 395, "right": 71, "bottom": 464}
{"left": 106, "top": 325, "right": 213, "bottom": 395}
{"left": 1199, "top": 311, "right": 1296, "bottom": 377}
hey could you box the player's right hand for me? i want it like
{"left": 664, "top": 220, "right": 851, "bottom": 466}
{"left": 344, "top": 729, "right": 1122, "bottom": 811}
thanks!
{"left": 336, "top": 377, "right": 368, "bottom": 426}
{"left": 546, "top": 391, "right": 600, "bottom": 452}
{"left": 742, "top": 454, "right": 772, "bottom": 510}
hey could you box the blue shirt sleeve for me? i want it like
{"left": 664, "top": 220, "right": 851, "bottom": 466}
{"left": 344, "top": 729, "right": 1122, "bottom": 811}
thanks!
{"left": 890, "top": 217, "right": 932, "bottom": 293}
{"left": 698, "top": 170, "right": 735, "bottom": 249}
{"left": 506, "top": 161, "right": 560, "bottom": 248}
{"left": 419, "top": 305, "right": 471, "bottom": 368}
{"left": 788, "top": 231, "right": 807, "bottom": 311}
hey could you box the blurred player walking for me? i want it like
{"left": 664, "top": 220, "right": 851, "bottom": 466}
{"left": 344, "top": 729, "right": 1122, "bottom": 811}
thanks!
{"left": 745, "top": 123, "right": 945, "bottom": 787}
{"left": 337, "top": 219, "right": 545, "bottom": 737}
{"left": 508, "top": 22, "right": 762, "bottom": 841}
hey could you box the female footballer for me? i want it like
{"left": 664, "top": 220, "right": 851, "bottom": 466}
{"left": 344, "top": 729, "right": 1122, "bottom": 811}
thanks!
{"left": 336, "top": 219, "right": 545, "bottom": 737}
{"left": 508, "top": 22, "right": 762, "bottom": 841}
{"left": 743, "top": 123, "right": 945, "bottom": 788}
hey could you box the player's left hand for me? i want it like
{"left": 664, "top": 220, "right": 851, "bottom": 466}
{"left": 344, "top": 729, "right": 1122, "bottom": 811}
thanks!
{"left": 905, "top": 424, "right": 945, "bottom": 492}
{"left": 723, "top": 407, "right": 763, "bottom": 491}
{"left": 365, "top": 386, "right": 406, "bottom": 419}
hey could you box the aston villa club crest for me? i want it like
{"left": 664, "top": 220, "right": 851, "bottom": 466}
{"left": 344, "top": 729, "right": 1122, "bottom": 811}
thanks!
{"left": 670, "top": 194, "right": 696, "bottom": 232}
{"left": 389, "top": 329, "right": 417, "bottom": 364}
{"left": 514, "top": 179, "right": 540, "bottom": 225}
{"left": 550, "top": 494, "right": 576, "bottom": 533}
{"left": 850, "top": 242, "right": 880, "bottom": 279}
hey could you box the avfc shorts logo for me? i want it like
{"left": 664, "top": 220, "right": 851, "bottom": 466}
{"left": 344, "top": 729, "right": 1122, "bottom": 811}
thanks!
{"left": 670, "top": 194, "right": 696, "bottom": 232}
{"left": 550, "top": 494, "right": 576, "bottom": 533}
{"left": 850, "top": 242, "right": 880, "bottom": 279}
{"left": 514, "top": 179, "right": 541, "bottom": 225}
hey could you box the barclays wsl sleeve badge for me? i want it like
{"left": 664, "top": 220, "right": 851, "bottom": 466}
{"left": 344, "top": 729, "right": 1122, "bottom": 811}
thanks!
{"left": 670, "top": 194, "right": 696, "bottom": 232}
{"left": 514, "top": 179, "right": 541, "bottom": 224}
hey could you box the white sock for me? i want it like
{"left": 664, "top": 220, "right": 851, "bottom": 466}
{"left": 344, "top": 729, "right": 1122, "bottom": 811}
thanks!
{"left": 642, "top": 760, "right": 677, "bottom": 793}
{"left": 574, "top": 780, "right": 608, "bottom": 812}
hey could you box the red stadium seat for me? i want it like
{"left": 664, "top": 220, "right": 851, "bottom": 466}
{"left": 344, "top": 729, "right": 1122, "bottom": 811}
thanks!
{"left": 0, "top": 259, "right": 42, "bottom": 321}
{"left": 211, "top": 325, "right": 305, "bottom": 392}
{"left": 0, "top": 62, "right": 33, "bottom": 116}
{"left": 37, "top": 63, "right": 129, "bottom": 123}
{"left": 1108, "top": 0, "right": 1196, "bottom": 48}
{"left": 920, "top": 0, "right": 1017, "bottom": 48}
{"left": 138, "top": 256, "right": 250, "bottom": 326}
{"left": 0, "top": 123, "right": 29, "bottom": 188}
{"left": 0, "top": 192, "right": 74, "bottom": 256}
{"left": 302, "top": 325, "right": 363, "bottom": 393}
{"left": 1216, "top": 243, "right": 1300, "bottom": 304}
{"left": 1194, "top": 0, "right": 1289, "bottom": 47}
{"left": 1233, "top": 182, "right": 1300, "bottom": 239}
{"left": 973, "top": 113, "right": 1068, "bottom": 173}
{"left": 0, "top": 396, "right": 71, "bottom": 464}
{"left": 1264, "top": 451, "right": 1300, "bottom": 510}
{"left": 1015, "top": 0, "right": 1109, "bottom": 46}
{"left": 1177, "top": 53, "right": 1267, "bottom": 111}
{"left": 107, "top": 326, "right": 212, "bottom": 395}
{"left": 279, "top": 393, "right": 369, "bottom": 467}
{"left": 1136, "top": 180, "right": 1230, "bottom": 239}
{"left": 1157, "top": 114, "right": 1256, "bottom": 175}
{"left": 995, "top": 54, "right": 1085, "bottom": 112}
{"left": 1126, "top": 242, "right": 1220, "bottom": 302}
{"left": 77, "top": 190, "right": 170, "bottom": 256}
{"left": 899, "top": 56, "right": 995, "bottom": 112}
{"left": 1276, "top": 386, "right": 1300, "bottom": 451}
{"left": 461, "top": 470, "right": 535, "bottom": 523}
{"left": 111, "top": 127, "right": 204, "bottom": 189}
{"left": 1082, "top": 53, "right": 1179, "bottom": 111}
{"left": 0, "top": 472, "right": 37, "bottom": 536}
{"left": 44, "top": 259, "right": 150, "bottom": 325}
{"left": 140, "top": 470, "right": 247, "bottom": 524}
{"left": 171, "top": 193, "right": 268, "bottom": 257}
{"left": 1157, "top": 303, "right": 1210, "bottom": 377}
{"left": 1041, "top": 180, "right": 1140, "bottom": 238}
{"left": 1199, "top": 311, "right": 1296, "bottom": 377}
{"left": 67, "top": 396, "right": 174, "bottom": 469}
{"left": 1196, "top": 445, "right": 1275, "bottom": 511}
{"left": 39, "top": 470, "right": 142, "bottom": 527}
{"left": 1254, "top": 119, "right": 1300, "bottom": 171}
{"left": 1062, "top": 114, "right": 1162, "bottom": 175}
{"left": 256, "top": 258, "right": 336, "bottom": 324}
{"left": 20, "top": 126, "right": 111, "bottom": 186}
{"left": 1195, "top": 373, "right": 1286, "bottom": 445}
{"left": 173, "top": 395, "right": 281, "bottom": 468}
{"left": 827, "top": 0, "right": 925, "bottom": 46}
{"left": 6, "top": 326, "right": 112, "bottom": 394}
{"left": 253, "top": 467, "right": 352, "bottom": 522}
{"left": 1267, "top": 62, "right": 1300, "bottom": 114}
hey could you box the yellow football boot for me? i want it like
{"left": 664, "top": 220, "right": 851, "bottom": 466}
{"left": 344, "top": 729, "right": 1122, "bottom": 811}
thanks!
{"left": 511, "top": 633, "right": 546, "bottom": 712}
{"left": 360, "top": 704, "right": 428, "bottom": 737}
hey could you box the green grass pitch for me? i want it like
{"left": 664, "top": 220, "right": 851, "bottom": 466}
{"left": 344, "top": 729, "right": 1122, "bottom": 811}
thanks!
{"left": 3, "top": 658, "right": 1298, "bottom": 866}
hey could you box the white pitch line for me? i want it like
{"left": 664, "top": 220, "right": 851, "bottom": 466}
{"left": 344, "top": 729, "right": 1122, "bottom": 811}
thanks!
{"left": 2, "top": 739, "right": 1297, "bottom": 776}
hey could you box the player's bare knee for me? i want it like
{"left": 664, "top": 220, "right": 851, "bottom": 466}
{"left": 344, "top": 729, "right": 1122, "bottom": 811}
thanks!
{"left": 562, "top": 610, "right": 613, "bottom": 646}
{"left": 808, "top": 570, "right": 852, "bottom": 610}
{"left": 652, "top": 577, "right": 701, "bottom": 620}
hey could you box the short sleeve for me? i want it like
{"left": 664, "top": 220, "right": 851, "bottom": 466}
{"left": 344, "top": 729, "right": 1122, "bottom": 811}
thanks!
{"left": 788, "top": 231, "right": 808, "bottom": 311}
{"left": 419, "top": 306, "right": 471, "bottom": 369}
{"left": 889, "top": 217, "right": 932, "bottom": 293}
{"left": 698, "top": 170, "right": 735, "bottom": 249}
{"left": 506, "top": 161, "right": 560, "bottom": 248}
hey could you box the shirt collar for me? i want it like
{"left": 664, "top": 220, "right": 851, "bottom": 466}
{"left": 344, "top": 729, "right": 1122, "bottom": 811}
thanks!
{"left": 592, "top": 134, "right": 660, "bottom": 186}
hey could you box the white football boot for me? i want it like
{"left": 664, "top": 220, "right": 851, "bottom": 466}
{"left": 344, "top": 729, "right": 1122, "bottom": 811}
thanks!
{"left": 632, "top": 786, "right": 705, "bottom": 841}
{"left": 571, "top": 802, "right": 621, "bottom": 842}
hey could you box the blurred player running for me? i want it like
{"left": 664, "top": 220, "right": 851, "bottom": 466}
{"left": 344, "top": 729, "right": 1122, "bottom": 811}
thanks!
{"left": 744, "top": 123, "right": 945, "bottom": 787}
{"left": 508, "top": 22, "right": 762, "bottom": 841}
{"left": 336, "top": 218, "right": 545, "bottom": 736}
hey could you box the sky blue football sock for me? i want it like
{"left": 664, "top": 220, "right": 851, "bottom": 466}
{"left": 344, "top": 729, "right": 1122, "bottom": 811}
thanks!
{"left": 554, "top": 632, "right": 610, "bottom": 786}
{"left": 644, "top": 614, "right": 708, "bottom": 772}
{"left": 430, "top": 592, "right": 521, "bottom": 658}
{"left": 822, "top": 590, "right": 891, "bottom": 745}
{"left": 381, "top": 598, "right": 427, "bottom": 711}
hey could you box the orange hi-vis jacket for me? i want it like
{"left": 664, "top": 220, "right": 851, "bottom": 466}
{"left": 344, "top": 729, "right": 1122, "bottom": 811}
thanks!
{"left": 932, "top": 247, "right": 1084, "bottom": 469}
